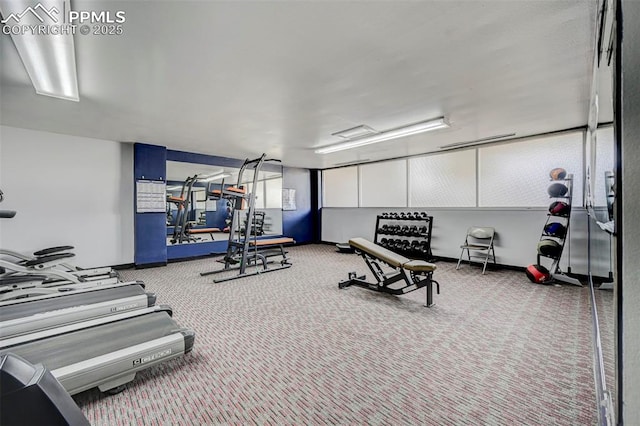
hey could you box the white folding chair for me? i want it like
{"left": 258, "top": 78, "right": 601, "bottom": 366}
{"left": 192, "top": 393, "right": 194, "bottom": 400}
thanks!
{"left": 456, "top": 226, "right": 496, "bottom": 274}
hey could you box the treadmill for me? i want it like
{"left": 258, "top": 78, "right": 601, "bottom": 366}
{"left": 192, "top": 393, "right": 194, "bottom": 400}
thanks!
{"left": 0, "top": 306, "right": 195, "bottom": 395}
{"left": 0, "top": 282, "right": 155, "bottom": 339}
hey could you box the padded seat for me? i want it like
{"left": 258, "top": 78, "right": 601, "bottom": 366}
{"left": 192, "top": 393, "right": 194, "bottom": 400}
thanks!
{"left": 186, "top": 228, "right": 220, "bottom": 234}
{"left": 403, "top": 260, "right": 436, "bottom": 273}
{"left": 249, "top": 237, "right": 295, "bottom": 246}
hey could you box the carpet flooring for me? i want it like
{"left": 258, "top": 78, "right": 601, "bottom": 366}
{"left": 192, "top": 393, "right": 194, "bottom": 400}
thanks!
{"left": 74, "top": 244, "right": 605, "bottom": 425}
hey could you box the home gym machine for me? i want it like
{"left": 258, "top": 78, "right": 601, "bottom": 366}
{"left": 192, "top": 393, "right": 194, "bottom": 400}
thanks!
{"left": 200, "top": 154, "right": 294, "bottom": 283}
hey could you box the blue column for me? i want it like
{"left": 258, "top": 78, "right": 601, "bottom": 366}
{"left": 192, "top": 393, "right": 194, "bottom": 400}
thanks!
{"left": 134, "top": 143, "right": 167, "bottom": 266}
{"left": 282, "top": 167, "right": 316, "bottom": 243}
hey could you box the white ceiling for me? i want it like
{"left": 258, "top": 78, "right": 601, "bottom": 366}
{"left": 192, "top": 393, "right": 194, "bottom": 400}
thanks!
{"left": 1, "top": 1, "right": 610, "bottom": 169}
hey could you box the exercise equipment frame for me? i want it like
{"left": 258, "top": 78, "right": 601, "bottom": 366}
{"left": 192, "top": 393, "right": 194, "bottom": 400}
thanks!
{"left": 338, "top": 238, "right": 440, "bottom": 307}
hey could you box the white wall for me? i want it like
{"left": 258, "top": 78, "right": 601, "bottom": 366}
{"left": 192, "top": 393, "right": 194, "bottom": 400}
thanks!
{"left": 322, "top": 207, "right": 594, "bottom": 276}
{"left": 0, "top": 126, "right": 134, "bottom": 267}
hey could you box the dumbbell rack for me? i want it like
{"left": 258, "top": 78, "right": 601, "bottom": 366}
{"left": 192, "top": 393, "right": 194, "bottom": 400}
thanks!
{"left": 374, "top": 213, "right": 434, "bottom": 261}
{"left": 537, "top": 175, "right": 581, "bottom": 286}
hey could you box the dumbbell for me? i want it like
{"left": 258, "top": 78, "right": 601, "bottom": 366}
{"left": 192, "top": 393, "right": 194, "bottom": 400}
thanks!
{"left": 380, "top": 238, "right": 388, "bottom": 247}
{"left": 410, "top": 240, "right": 421, "bottom": 254}
{"left": 399, "top": 212, "right": 407, "bottom": 220}
{"left": 390, "top": 212, "right": 399, "bottom": 219}
{"left": 400, "top": 225, "right": 410, "bottom": 236}
{"left": 417, "top": 226, "right": 428, "bottom": 236}
{"left": 381, "top": 212, "right": 390, "bottom": 218}
{"left": 418, "top": 241, "right": 430, "bottom": 255}
{"left": 408, "top": 225, "right": 418, "bottom": 236}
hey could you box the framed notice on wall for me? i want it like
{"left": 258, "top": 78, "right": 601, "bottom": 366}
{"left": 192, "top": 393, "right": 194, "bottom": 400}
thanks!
{"left": 282, "top": 188, "right": 296, "bottom": 211}
{"left": 136, "top": 180, "right": 166, "bottom": 213}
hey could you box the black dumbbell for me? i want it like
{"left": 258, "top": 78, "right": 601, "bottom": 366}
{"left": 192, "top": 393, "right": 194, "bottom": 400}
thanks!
{"left": 399, "top": 225, "right": 410, "bottom": 236}
{"left": 380, "top": 238, "right": 388, "bottom": 247}
{"left": 382, "top": 212, "right": 390, "bottom": 218}
{"left": 390, "top": 212, "right": 399, "bottom": 219}
{"left": 409, "top": 225, "right": 418, "bottom": 236}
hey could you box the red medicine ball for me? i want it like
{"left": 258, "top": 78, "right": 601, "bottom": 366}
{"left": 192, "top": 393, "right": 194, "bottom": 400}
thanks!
{"left": 526, "top": 264, "right": 551, "bottom": 284}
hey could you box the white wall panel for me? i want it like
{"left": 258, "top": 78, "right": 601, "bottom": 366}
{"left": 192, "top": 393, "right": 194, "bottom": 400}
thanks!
{"left": 409, "top": 150, "right": 476, "bottom": 207}
{"left": 0, "top": 126, "right": 134, "bottom": 267}
{"left": 478, "top": 132, "right": 584, "bottom": 207}
{"left": 323, "top": 166, "right": 358, "bottom": 207}
{"left": 359, "top": 159, "right": 407, "bottom": 207}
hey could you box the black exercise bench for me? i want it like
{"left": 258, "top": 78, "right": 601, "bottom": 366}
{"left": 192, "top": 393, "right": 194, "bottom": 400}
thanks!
{"left": 186, "top": 227, "right": 220, "bottom": 240}
{"left": 201, "top": 237, "right": 295, "bottom": 282}
{"left": 339, "top": 237, "right": 440, "bottom": 307}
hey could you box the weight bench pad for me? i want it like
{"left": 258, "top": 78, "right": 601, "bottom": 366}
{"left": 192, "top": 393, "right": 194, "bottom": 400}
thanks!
{"left": 187, "top": 228, "right": 220, "bottom": 234}
{"left": 349, "top": 237, "right": 435, "bottom": 272}
{"left": 249, "top": 237, "right": 295, "bottom": 246}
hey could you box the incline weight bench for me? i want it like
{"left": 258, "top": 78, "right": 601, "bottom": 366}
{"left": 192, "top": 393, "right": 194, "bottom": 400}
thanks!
{"left": 339, "top": 237, "right": 440, "bottom": 307}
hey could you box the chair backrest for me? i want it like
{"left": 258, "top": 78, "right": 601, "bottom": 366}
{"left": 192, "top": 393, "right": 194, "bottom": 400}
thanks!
{"left": 467, "top": 227, "right": 494, "bottom": 239}
{"left": 464, "top": 227, "right": 495, "bottom": 248}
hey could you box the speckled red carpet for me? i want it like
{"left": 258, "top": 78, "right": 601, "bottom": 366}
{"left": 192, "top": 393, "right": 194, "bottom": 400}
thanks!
{"left": 74, "top": 244, "right": 600, "bottom": 425}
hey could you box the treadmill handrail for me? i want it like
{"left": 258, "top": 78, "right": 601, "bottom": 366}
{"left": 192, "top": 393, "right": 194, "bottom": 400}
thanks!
{"left": 0, "top": 281, "right": 144, "bottom": 307}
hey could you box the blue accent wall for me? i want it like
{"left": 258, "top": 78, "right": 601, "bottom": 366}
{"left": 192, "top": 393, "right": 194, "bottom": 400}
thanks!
{"left": 282, "top": 167, "right": 314, "bottom": 243}
{"left": 134, "top": 143, "right": 167, "bottom": 266}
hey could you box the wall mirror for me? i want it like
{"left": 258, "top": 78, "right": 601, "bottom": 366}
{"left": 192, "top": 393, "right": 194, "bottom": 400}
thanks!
{"left": 586, "top": 55, "right": 615, "bottom": 416}
{"left": 166, "top": 160, "right": 283, "bottom": 246}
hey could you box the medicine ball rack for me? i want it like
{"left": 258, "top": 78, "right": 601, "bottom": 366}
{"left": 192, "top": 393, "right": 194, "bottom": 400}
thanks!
{"left": 536, "top": 174, "right": 582, "bottom": 286}
{"left": 374, "top": 212, "right": 434, "bottom": 262}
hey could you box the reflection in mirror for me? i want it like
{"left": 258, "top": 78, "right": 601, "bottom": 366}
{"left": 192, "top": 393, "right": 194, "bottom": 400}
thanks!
{"left": 166, "top": 161, "right": 283, "bottom": 245}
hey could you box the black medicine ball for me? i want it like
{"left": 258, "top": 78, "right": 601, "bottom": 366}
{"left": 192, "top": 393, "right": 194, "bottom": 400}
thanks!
{"left": 547, "top": 182, "right": 569, "bottom": 198}
{"left": 537, "top": 239, "right": 562, "bottom": 257}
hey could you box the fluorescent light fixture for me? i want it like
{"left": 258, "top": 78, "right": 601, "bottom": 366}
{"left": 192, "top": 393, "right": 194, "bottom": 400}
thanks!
{"left": 202, "top": 173, "right": 231, "bottom": 182}
{"left": 0, "top": 0, "right": 79, "bottom": 101}
{"left": 316, "top": 117, "right": 449, "bottom": 154}
{"left": 438, "top": 133, "right": 516, "bottom": 150}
